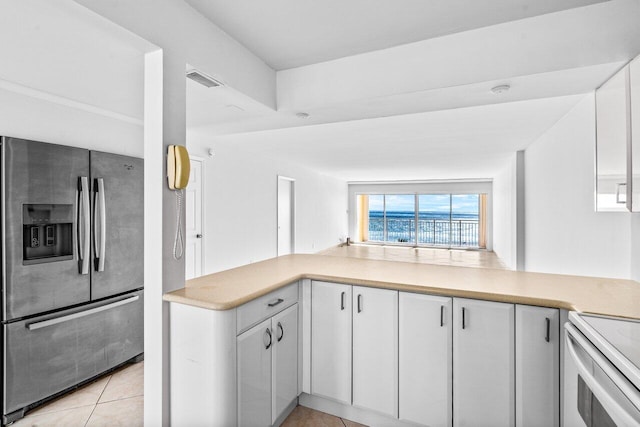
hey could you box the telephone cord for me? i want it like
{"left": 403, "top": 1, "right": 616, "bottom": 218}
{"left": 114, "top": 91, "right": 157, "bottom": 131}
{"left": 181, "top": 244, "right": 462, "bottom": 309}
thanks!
{"left": 173, "top": 189, "right": 185, "bottom": 260}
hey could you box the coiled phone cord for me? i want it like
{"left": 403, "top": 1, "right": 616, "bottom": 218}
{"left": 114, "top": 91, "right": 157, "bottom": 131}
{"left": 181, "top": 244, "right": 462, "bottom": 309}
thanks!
{"left": 173, "top": 189, "right": 185, "bottom": 260}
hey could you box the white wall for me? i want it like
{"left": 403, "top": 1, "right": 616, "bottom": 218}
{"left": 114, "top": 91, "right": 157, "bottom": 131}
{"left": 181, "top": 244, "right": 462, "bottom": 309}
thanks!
{"left": 187, "top": 130, "right": 348, "bottom": 273}
{"left": 492, "top": 155, "right": 517, "bottom": 270}
{"left": 0, "top": 88, "right": 143, "bottom": 156}
{"left": 524, "top": 93, "right": 633, "bottom": 279}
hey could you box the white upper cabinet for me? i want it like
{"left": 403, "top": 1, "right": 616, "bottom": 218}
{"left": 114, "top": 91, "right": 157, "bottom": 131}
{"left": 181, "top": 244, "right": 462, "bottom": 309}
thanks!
{"left": 352, "top": 286, "right": 398, "bottom": 418}
{"left": 631, "top": 56, "right": 640, "bottom": 212}
{"left": 515, "top": 305, "right": 560, "bottom": 427}
{"left": 596, "top": 64, "right": 630, "bottom": 212}
{"left": 310, "top": 281, "right": 352, "bottom": 405}
{"left": 453, "top": 298, "right": 515, "bottom": 427}
{"left": 595, "top": 54, "right": 640, "bottom": 212}
{"left": 399, "top": 292, "right": 452, "bottom": 427}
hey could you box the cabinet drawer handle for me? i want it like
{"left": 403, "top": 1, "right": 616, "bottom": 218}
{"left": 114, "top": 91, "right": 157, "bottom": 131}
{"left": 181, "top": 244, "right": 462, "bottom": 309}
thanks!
{"left": 462, "top": 307, "right": 466, "bottom": 329}
{"left": 340, "top": 292, "right": 346, "bottom": 310}
{"left": 440, "top": 305, "right": 445, "bottom": 327}
{"left": 545, "top": 317, "right": 551, "bottom": 342}
{"left": 357, "top": 294, "right": 363, "bottom": 313}
{"left": 277, "top": 322, "right": 284, "bottom": 342}
{"left": 264, "top": 328, "right": 272, "bottom": 349}
{"left": 268, "top": 298, "right": 284, "bottom": 307}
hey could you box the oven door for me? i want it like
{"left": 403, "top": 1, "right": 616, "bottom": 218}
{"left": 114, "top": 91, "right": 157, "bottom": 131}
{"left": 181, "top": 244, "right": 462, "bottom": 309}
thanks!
{"left": 564, "top": 323, "right": 640, "bottom": 426}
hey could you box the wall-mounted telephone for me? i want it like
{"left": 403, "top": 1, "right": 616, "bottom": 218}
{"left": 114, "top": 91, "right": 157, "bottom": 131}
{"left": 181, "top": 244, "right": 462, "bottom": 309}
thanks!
{"left": 167, "top": 145, "right": 191, "bottom": 190}
{"left": 167, "top": 145, "right": 191, "bottom": 261}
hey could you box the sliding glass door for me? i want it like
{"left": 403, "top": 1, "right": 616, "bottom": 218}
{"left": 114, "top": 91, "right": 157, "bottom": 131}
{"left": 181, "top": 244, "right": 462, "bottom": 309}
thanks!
{"left": 363, "top": 193, "right": 483, "bottom": 248}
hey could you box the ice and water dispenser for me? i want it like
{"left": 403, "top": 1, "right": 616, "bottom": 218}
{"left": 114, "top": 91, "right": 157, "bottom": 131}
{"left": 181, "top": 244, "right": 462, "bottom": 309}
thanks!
{"left": 22, "top": 204, "right": 74, "bottom": 264}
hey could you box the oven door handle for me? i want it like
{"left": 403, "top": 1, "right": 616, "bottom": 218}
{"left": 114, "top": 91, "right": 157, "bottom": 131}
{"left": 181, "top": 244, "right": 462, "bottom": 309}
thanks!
{"left": 565, "top": 323, "right": 640, "bottom": 424}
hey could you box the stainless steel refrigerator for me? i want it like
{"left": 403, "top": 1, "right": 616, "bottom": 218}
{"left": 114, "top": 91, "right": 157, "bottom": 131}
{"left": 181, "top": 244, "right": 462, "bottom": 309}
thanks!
{"left": 1, "top": 137, "right": 144, "bottom": 423}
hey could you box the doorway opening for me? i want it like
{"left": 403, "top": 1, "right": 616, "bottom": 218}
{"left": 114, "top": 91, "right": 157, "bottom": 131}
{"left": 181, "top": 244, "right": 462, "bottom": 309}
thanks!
{"left": 277, "top": 176, "right": 295, "bottom": 256}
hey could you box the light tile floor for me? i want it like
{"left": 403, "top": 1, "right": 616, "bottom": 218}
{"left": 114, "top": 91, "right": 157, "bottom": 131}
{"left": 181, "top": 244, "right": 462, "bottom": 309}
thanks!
{"left": 12, "top": 361, "right": 362, "bottom": 427}
{"left": 281, "top": 406, "right": 367, "bottom": 427}
{"left": 13, "top": 361, "right": 143, "bottom": 427}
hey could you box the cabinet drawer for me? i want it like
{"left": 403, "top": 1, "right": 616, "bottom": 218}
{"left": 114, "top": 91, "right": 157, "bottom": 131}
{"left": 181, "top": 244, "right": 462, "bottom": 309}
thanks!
{"left": 237, "top": 283, "right": 298, "bottom": 334}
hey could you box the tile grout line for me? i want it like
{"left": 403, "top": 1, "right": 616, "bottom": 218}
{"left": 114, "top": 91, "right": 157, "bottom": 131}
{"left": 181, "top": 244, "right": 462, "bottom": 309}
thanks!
{"left": 84, "top": 375, "right": 113, "bottom": 427}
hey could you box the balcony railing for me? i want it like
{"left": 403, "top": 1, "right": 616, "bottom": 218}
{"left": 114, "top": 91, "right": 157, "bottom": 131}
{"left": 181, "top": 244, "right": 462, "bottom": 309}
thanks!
{"left": 368, "top": 217, "right": 479, "bottom": 247}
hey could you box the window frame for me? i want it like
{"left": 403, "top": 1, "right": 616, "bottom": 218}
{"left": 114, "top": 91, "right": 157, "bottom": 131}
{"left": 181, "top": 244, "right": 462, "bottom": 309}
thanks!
{"left": 349, "top": 181, "right": 493, "bottom": 250}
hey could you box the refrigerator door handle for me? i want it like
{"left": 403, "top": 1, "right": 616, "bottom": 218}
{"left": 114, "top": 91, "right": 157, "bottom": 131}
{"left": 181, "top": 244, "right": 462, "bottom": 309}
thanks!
{"left": 26, "top": 295, "right": 140, "bottom": 331}
{"left": 78, "top": 176, "right": 91, "bottom": 275}
{"left": 93, "top": 178, "right": 106, "bottom": 272}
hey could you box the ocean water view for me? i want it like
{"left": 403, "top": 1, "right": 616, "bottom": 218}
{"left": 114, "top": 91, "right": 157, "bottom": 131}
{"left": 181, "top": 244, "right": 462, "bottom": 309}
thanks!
{"left": 368, "top": 210, "right": 479, "bottom": 246}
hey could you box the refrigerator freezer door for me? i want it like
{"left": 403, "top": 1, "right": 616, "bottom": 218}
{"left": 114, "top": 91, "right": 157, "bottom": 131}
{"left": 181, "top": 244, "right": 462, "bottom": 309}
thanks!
{"left": 2, "top": 138, "right": 91, "bottom": 320}
{"left": 89, "top": 151, "right": 143, "bottom": 300}
{"left": 3, "top": 290, "right": 143, "bottom": 416}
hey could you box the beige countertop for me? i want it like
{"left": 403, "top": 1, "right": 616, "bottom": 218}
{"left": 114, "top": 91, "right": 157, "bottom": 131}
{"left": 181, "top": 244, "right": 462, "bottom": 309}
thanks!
{"left": 163, "top": 254, "right": 640, "bottom": 319}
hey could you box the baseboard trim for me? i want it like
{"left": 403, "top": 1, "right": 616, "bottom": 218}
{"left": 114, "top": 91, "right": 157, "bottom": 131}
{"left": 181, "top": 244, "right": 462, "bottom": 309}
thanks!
{"left": 298, "top": 393, "right": 421, "bottom": 427}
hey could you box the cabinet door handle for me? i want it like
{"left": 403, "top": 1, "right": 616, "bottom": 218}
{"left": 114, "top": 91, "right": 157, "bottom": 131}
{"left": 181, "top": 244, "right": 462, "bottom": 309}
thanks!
{"left": 340, "top": 292, "right": 346, "bottom": 311}
{"left": 545, "top": 317, "right": 551, "bottom": 342}
{"left": 277, "top": 322, "right": 284, "bottom": 342}
{"left": 461, "top": 307, "right": 466, "bottom": 329}
{"left": 357, "top": 294, "right": 363, "bottom": 313}
{"left": 440, "top": 305, "right": 445, "bottom": 327}
{"left": 268, "top": 298, "right": 284, "bottom": 307}
{"left": 264, "top": 328, "right": 272, "bottom": 350}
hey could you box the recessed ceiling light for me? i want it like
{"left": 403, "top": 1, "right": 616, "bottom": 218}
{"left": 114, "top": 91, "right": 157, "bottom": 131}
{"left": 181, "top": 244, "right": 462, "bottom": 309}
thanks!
{"left": 491, "top": 84, "right": 511, "bottom": 94}
{"left": 295, "top": 112, "right": 310, "bottom": 119}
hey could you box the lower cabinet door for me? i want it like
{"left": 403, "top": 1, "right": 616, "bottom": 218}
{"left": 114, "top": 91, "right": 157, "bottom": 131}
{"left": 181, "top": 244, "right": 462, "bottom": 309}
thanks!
{"left": 272, "top": 304, "right": 298, "bottom": 424}
{"left": 311, "top": 281, "right": 352, "bottom": 404}
{"left": 238, "top": 318, "right": 272, "bottom": 427}
{"left": 453, "top": 298, "right": 515, "bottom": 427}
{"left": 352, "top": 286, "right": 398, "bottom": 418}
{"left": 516, "top": 305, "right": 560, "bottom": 427}
{"left": 399, "top": 292, "right": 452, "bottom": 427}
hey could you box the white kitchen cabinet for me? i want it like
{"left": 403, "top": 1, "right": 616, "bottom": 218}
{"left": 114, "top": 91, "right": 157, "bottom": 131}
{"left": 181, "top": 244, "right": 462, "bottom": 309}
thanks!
{"left": 453, "top": 298, "right": 515, "bottom": 427}
{"left": 238, "top": 318, "right": 273, "bottom": 427}
{"left": 352, "top": 286, "right": 398, "bottom": 418}
{"left": 238, "top": 303, "right": 299, "bottom": 427}
{"left": 272, "top": 304, "right": 299, "bottom": 424}
{"left": 311, "top": 281, "right": 352, "bottom": 404}
{"left": 515, "top": 305, "right": 559, "bottom": 427}
{"left": 399, "top": 292, "right": 452, "bottom": 427}
{"left": 596, "top": 64, "right": 630, "bottom": 212}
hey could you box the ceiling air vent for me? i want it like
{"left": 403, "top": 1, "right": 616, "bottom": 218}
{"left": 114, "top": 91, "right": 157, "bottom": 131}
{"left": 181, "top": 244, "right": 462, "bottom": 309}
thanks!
{"left": 186, "top": 69, "right": 224, "bottom": 88}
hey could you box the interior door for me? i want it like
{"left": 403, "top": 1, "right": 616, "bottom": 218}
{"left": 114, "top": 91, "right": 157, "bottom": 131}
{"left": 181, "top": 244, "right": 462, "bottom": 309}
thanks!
{"left": 2, "top": 137, "right": 91, "bottom": 320}
{"left": 90, "top": 151, "right": 144, "bottom": 300}
{"left": 277, "top": 176, "right": 294, "bottom": 256}
{"left": 185, "top": 158, "right": 203, "bottom": 280}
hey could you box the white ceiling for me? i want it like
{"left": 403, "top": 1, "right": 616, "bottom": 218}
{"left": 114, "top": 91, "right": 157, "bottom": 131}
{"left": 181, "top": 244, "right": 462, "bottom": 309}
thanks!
{"left": 185, "top": 0, "right": 640, "bottom": 182}
{"left": 193, "top": 95, "right": 586, "bottom": 181}
{"left": 185, "top": 0, "right": 606, "bottom": 70}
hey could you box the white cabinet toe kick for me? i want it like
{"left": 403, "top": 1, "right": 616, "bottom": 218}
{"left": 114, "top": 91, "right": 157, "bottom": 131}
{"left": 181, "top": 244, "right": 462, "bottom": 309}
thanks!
{"left": 169, "top": 279, "right": 561, "bottom": 427}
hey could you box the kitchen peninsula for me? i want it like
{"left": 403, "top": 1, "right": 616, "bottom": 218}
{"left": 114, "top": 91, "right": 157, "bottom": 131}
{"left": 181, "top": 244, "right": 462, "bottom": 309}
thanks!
{"left": 165, "top": 253, "right": 640, "bottom": 318}
{"left": 164, "top": 253, "right": 640, "bottom": 427}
